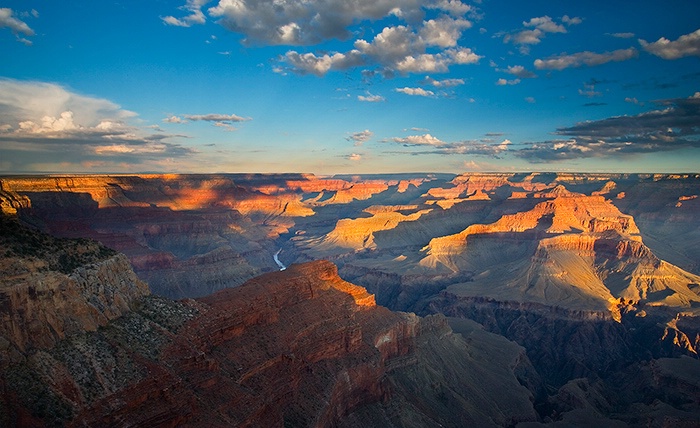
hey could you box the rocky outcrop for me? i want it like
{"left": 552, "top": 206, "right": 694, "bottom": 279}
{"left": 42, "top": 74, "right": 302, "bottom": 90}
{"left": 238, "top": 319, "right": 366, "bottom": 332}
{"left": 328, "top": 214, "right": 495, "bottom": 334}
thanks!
{"left": 0, "top": 254, "right": 148, "bottom": 352}
{"left": 0, "top": 215, "right": 149, "bottom": 352}
{"left": 0, "top": 256, "right": 540, "bottom": 427}
{"left": 305, "top": 207, "right": 432, "bottom": 254}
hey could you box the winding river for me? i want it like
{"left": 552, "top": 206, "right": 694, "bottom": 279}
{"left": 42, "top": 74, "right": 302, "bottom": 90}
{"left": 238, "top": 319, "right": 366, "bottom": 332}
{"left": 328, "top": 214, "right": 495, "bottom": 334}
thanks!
{"left": 273, "top": 249, "right": 286, "bottom": 271}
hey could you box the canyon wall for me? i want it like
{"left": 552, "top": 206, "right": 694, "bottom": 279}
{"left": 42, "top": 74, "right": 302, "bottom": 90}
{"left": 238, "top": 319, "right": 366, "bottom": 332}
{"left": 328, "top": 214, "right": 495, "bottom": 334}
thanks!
{"left": 2, "top": 172, "right": 700, "bottom": 426}
{"left": 0, "top": 216, "right": 540, "bottom": 427}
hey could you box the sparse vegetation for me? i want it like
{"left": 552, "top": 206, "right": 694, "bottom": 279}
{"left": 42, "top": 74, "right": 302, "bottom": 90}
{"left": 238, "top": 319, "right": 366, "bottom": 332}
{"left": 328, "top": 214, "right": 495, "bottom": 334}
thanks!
{"left": 0, "top": 214, "right": 116, "bottom": 274}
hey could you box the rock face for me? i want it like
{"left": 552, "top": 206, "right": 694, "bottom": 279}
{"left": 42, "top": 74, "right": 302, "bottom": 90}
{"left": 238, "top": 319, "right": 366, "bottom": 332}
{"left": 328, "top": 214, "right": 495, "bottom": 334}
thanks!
{"left": 3, "top": 172, "right": 700, "bottom": 426}
{"left": 0, "top": 217, "right": 539, "bottom": 427}
{"left": 0, "top": 215, "right": 149, "bottom": 352}
{"left": 420, "top": 192, "right": 700, "bottom": 315}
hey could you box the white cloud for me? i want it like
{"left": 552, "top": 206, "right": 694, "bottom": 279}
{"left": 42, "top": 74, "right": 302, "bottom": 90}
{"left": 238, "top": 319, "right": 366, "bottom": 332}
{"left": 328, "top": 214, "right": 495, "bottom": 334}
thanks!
{"left": 207, "top": 0, "right": 425, "bottom": 46}
{"left": 503, "top": 65, "right": 536, "bottom": 78}
{"left": 503, "top": 15, "right": 578, "bottom": 53}
{"left": 350, "top": 25, "right": 481, "bottom": 74}
{"left": 517, "top": 92, "right": 700, "bottom": 162}
{"left": 388, "top": 133, "right": 511, "bottom": 157}
{"left": 358, "top": 93, "right": 385, "bottom": 102}
{"left": 183, "top": 113, "right": 251, "bottom": 122}
{"left": 18, "top": 111, "right": 78, "bottom": 133}
{"left": 426, "top": 0, "right": 472, "bottom": 16}
{"left": 268, "top": 17, "right": 480, "bottom": 76}
{"left": 0, "top": 8, "right": 34, "bottom": 35}
{"left": 496, "top": 78, "right": 520, "bottom": 85}
{"left": 640, "top": 29, "right": 700, "bottom": 59}
{"left": 0, "top": 78, "right": 136, "bottom": 128}
{"left": 534, "top": 48, "right": 638, "bottom": 70}
{"left": 163, "top": 115, "right": 187, "bottom": 124}
{"left": 523, "top": 16, "right": 566, "bottom": 34}
{"left": 282, "top": 50, "right": 364, "bottom": 76}
{"left": 0, "top": 79, "right": 194, "bottom": 172}
{"left": 525, "top": 97, "right": 536, "bottom": 103}
{"left": 625, "top": 97, "right": 644, "bottom": 106}
{"left": 347, "top": 130, "right": 374, "bottom": 145}
{"left": 347, "top": 153, "right": 362, "bottom": 161}
{"left": 391, "top": 133, "right": 445, "bottom": 146}
{"left": 161, "top": 0, "right": 208, "bottom": 27}
{"left": 164, "top": 113, "right": 251, "bottom": 130}
{"left": 421, "top": 76, "right": 465, "bottom": 87}
{"left": 561, "top": 15, "right": 583, "bottom": 26}
{"left": 395, "top": 87, "right": 435, "bottom": 97}
{"left": 419, "top": 16, "right": 471, "bottom": 48}
{"left": 0, "top": 8, "right": 36, "bottom": 44}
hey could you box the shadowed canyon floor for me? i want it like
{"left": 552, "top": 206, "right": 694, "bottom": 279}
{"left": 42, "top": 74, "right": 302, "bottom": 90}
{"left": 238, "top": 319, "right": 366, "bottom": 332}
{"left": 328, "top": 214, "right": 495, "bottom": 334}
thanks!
{"left": 1, "top": 173, "right": 700, "bottom": 426}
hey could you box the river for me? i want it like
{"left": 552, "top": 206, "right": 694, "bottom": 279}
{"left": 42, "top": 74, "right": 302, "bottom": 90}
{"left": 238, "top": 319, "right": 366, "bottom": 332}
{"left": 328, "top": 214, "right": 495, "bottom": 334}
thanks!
{"left": 273, "top": 249, "right": 286, "bottom": 271}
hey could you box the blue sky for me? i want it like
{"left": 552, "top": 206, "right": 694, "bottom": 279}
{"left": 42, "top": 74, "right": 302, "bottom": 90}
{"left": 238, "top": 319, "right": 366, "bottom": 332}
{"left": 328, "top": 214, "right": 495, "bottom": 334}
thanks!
{"left": 1, "top": 0, "right": 699, "bottom": 174}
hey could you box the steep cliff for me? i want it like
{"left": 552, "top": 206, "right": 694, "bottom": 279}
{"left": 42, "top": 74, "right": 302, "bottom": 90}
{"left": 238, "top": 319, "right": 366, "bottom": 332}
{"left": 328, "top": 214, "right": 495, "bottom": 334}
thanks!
{"left": 0, "top": 215, "right": 149, "bottom": 352}
{"left": 0, "top": 218, "right": 539, "bottom": 427}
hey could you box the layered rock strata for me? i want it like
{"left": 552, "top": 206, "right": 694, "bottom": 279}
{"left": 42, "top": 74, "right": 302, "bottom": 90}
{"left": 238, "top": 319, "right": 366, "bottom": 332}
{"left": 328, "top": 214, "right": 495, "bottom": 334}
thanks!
{"left": 0, "top": 218, "right": 539, "bottom": 427}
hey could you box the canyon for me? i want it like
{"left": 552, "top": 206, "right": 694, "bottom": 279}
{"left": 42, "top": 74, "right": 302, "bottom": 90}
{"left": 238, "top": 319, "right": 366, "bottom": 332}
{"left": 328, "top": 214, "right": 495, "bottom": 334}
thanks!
{"left": 1, "top": 172, "right": 700, "bottom": 426}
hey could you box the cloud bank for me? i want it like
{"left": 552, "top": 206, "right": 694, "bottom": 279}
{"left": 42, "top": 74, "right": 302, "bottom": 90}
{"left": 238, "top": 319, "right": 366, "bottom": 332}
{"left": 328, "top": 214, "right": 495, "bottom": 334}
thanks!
{"left": 0, "top": 79, "right": 194, "bottom": 172}
{"left": 517, "top": 92, "right": 700, "bottom": 161}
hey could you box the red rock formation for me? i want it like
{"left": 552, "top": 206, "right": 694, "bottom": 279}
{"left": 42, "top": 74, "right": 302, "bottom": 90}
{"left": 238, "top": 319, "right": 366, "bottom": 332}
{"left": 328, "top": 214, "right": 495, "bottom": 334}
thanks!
{"left": 0, "top": 247, "right": 539, "bottom": 427}
{"left": 0, "top": 254, "right": 148, "bottom": 352}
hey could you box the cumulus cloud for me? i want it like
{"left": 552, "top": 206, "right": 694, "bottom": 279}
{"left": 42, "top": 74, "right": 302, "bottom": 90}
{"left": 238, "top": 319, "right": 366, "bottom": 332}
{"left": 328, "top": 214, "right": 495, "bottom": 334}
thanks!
{"left": 516, "top": 92, "right": 700, "bottom": 162}
{"left": 419, "top": 16, "right": 472, "bottom": 48}
{"left": 280, "top": 50, "right": 364, "bottom": 76}
{"left": 420, "top": 76, "right": 465, "bottom": 87}
{"left": 346, "top": 153, "right": 363, "bottom": 161}
{"left": 251, "top": 13, "right": 479, "bottom": 76}
{"left": 207, "top": 0, "right": 425, "bottom": 46}
{"left": 502, "top": 15, "right": 580, "bottom": 54}
{"left": 395, "top": 87, "right": 435, "bottom": 97}
{"left": 503, "top": 65, "right": 536, "bottom": 78}
{"left": 523, "top": 16, "right": 566, "bottom": 33}
{"left": 351, "top": 25, "right": 481, "bottom": 74}
{"left": 346, "top": 129, "right": 374, "bottom": 145}
{"left": 0, "top": 79, "right": 194, "bottom": 172}
{"left": 387, "top": 133, "right": 511, "bottom": 157}
{"left": 0, "top": 8, "right": 36, "bottom": 45}
{"left": 426, "top": 0, "right": 473, "bottom": 16}
{"left": 163, "top": 115, "right": 187, "bottom": 123}
{"left": 161, "top": 0, "right": 208, "bottom": 27}
{"left": 534, "top": 48, "right": 638, "bottom": 70}
{"left": 165, "top": 1, "right": 481, "bottom": 77}
{"left": 640, "top": 29, "right": 700, "bottom": 59}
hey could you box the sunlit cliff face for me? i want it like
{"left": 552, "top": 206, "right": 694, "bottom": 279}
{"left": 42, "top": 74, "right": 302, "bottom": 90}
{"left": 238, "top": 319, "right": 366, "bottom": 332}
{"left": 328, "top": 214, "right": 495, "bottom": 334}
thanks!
{"left": 2, "top": 172, "right": 699, "bottom": 317}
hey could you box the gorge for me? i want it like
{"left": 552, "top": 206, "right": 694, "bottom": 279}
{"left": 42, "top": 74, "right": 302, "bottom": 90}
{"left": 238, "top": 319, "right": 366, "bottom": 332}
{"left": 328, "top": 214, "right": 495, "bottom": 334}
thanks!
{"left": 1, "top": 172, "right": 699, "bottom": 426}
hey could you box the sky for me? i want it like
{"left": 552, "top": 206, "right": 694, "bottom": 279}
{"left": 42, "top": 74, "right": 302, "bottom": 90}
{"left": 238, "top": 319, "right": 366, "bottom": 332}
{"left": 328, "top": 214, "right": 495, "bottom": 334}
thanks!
{"left": 1, "top": 0, "right": 699, "bottom": 175}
